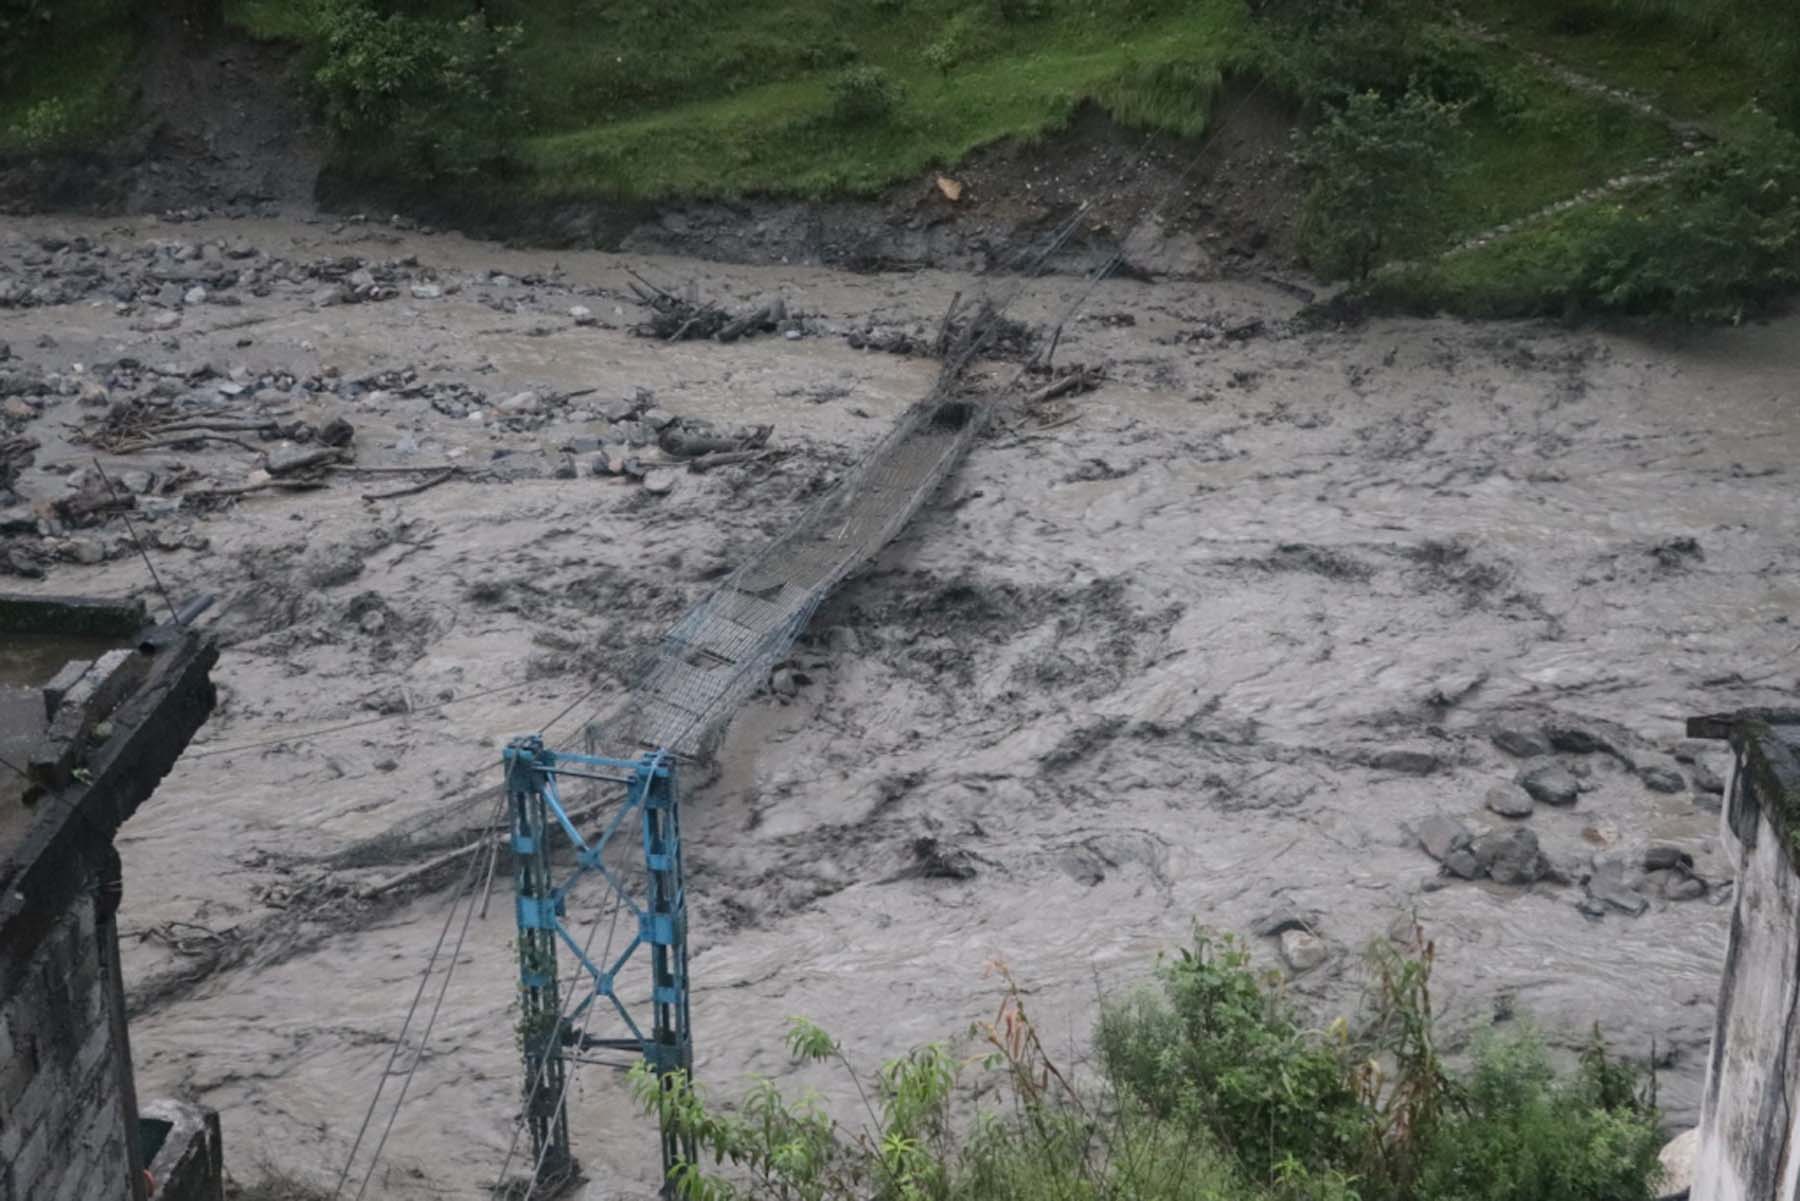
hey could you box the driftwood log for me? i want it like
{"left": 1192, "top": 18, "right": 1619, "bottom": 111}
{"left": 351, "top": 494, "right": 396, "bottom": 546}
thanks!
{"left": 716, "top": 297, "right": 787, "bottom": 343}
{"left": 658, "top": 424, "right": 772, "bottom": 458}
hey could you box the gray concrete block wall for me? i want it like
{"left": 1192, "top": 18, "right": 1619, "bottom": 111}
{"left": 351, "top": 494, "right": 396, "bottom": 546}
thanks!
{"left": 0, "top": 880, "right": 131, "bottom": 1201}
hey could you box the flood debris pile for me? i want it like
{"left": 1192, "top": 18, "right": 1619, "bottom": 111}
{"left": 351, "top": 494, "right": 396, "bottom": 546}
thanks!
{"left": 628, "top": 274, "right": 793, "bottom": 343}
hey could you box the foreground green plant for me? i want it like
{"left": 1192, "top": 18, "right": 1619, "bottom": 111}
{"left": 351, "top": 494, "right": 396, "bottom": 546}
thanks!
{"left": 632, "top": 931, "right": 1664, "bottom": 1201}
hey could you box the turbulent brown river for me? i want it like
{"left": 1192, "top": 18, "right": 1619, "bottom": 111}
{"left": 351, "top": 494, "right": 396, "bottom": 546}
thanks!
{"left": 3, "top": 214, "right": 1795, "bottom": 1197}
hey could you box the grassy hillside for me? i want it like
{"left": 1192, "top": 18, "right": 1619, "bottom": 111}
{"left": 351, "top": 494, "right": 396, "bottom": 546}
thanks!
{"left": 0, "top": 0, "right": 139, "bottom": 155}
{"left": 5, "top": 0, "right": 1798, "bottom": 319}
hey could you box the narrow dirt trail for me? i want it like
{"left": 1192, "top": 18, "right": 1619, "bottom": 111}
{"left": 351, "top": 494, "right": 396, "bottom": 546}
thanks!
{"left": 1, "top": 214, "right": 1794, "bottom": 1197}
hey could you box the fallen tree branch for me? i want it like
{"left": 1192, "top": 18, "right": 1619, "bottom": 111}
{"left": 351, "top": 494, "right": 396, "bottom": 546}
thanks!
{"left": 356, "top": 796, "right": 619, "bottom": 899}
{"left": 115, "top": 433, "right": 265, "bottom": 455}
{"left": 329, "top": 463, "right": 463, "bottom": 475}
{"left": 1024, "top": 367, "right": 1102, "bottom": 408}
{"left": 182, "top": 478, "right": 328, "bottom": 504}
{"left": 686, "top": 448, "right": 785, "bottom": 473}
{"left": 266, "top": 447, "right": 346, "bottom": 476}
{"left": 716, "top": 297, "right": 786, "bottom": 343}
{"left": 361, "top": 468, "right": 458, "bottom": 501}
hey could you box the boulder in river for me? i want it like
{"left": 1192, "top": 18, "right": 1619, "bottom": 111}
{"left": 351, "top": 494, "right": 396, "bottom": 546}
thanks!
{"left": 1640, "top": 765, "right": 1686, "bottom": 794}
{"left": 1485, "top": 783, "right": 1535, "bottom": 819}
{"left": 1373, "top": 749, "right": 1439, "bottom": 775}
{"left": 1491, "top": 725, "right": 1551, "bottom": 758}
{"left": 1472, "top": 828, "right": 1550, "bottom": 884}
{"left": 1656, "top": 1128, "right": 1697, "bottom": 1201}
{"left": 1519, "top": 763, "right": 1580, "bottom": 807}
{"left": 1586, "top": 862, "right": 1648, "bottom": 916}
{"left": 1662, "top": 874, "right": 1707, "bottom": 901}
{"left": 1546, "top": 723, "right": 1608, "bottom": 755}
{"left": 1279, "top": 929, "right": 1328, "bottom": 973}
{"left": 1417, "top": 814, "right": 1473, "bottom": 864}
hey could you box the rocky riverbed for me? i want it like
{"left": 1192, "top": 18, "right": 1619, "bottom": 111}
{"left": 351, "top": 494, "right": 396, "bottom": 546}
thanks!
{"left": 1, "top": 212, "right": 1794, "bottom": 1197}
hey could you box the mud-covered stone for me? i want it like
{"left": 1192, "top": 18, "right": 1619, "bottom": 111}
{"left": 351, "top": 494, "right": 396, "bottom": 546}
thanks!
{"left": 1372, "top": 749, "right": 1438, "bottom": 775}
{"left": 1485, "top": 783, "right": 1535, "bottom": 819}
{"left": 1472, "top": 828, "right": 1549, "bottom": 885}
{"left": 1519, "top": 763, "right": 1580, "bottom": 807}
{"left": 1279, "top": 928, "right": 1328, "bottom": 972}
{"left": 1662, "top": 874, "right": 1706, "bottom": 901}
{"left": 1417, "top": 814, "right": 1472, "bottom": 863}
{"left": 1492, "top": 726, "right": 1551, "bottom": 758}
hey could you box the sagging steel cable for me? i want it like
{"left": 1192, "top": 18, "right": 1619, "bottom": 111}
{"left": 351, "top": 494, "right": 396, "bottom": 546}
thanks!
{"left": 328, "top": 684, "right": 608, "bottom": 1198}
{"left": 330, "top": 789, "right": 502, "bottom": 1200}
{"left": 349, "top": 801, "right": 496, "bottom": 1201}
{"left": 190, "top": 677, "right": 546, "bottom": 760}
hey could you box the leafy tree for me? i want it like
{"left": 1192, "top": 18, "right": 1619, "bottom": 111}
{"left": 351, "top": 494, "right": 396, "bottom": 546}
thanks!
{"left": 1293, "top": 87, "right": 1464, "bottom": 281}
{"left": 312, "top": 0, "right": 526, "bottom": 179}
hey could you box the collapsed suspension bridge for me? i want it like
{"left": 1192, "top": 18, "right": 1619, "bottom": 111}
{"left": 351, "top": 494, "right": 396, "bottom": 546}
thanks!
{"left": 497, "top": 310, "right": 999, "bottom": 1195}
{"left": 326, "top": 220, "right": 1097, "bottom": 1198}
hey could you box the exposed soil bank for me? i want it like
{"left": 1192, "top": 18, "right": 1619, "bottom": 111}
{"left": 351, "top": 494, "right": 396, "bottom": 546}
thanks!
{"left": 4, "top": 26, "right": 1301, "bottom": 284}
{"left": 316, "top": 93, "right": 1303, "bottom": 281}
{"left": 0, "top": 213, "right": 1793, "bottom": 1197}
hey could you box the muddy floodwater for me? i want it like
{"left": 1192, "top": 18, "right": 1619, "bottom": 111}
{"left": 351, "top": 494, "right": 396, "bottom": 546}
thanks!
{"left": 2, "top": 215, "right": 1796, "bottom": 1197}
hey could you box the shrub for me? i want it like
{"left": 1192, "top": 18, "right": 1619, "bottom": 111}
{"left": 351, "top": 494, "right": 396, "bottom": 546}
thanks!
{"left": 1565, "top": 108, "right": 1800, "bottom": 320}
{"left": 1097, "top": 933, "right": 1368, "bottom": 1182}
{"left": 1413, "top": 1029, "right": 1663, "bottom": 1201}
{"left": 9, "top": 97, "right": 70, "bottom": 152}
{"left": 1293, "top": 87, "right": 1464, "bottom": 280}
{"left": 830, "top": 65, "right": 904, "bottom": 124}
{"left": 311, "top": 0, "right": 526, "bottom": 179}
{"left": 635, "top": 932, "right": 1661, "bottom": 1201}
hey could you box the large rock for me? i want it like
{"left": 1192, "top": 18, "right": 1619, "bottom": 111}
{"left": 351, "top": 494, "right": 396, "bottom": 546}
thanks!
{"left": 305, "top": 544, "right": 364, "bottom": 589}
{"left": 1491, "top": 725, "right": 1551, "bottom": 758}
{"left": 1279, "top": 929, "right": 1328, "bottom": 973}
{"left": 1472, "top": 828, "right": 1550, "bottom": 885}
{"left": 1546, "top": 723, "right": 1608, "bottom": 754}
{"left": 1640, "top": 765, "right": 1686, "bottom": 794}
{"left": 1519, "top": 763, "right": 1580, "bottom": 807}
{"left": 1656, "top": 1128, "right": 1697, "bottom": 1200}
{"left": 499, "top": 390, "right": 543, "bottom": 416}
{"left": 1372, "top": 749, "right": 1438, "bottom": 775}
{"left": 1662, "top": 874, "right": 1707, "bottom": 901}
{"left": 1691, "top": 759, "right": 1725, "bottom": 795}
{"left": 1586, "top": 862, "right": 1648, "bottom": 916}
{"left": 1417, "top": 814, "right": 1472, "bottom": 863}
{"left": 1485, "top": 783, "right": 1535, "bottom": 819}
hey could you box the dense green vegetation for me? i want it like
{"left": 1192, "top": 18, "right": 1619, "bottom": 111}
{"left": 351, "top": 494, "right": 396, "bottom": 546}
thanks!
{"left": 634, "top": 931, "right": 1665, "bottom": 1201}
{"left": 3, "top": 0, "right": 1799, "bottom": 319}
{"left": 0, "top": 0, "right": 138, "bottom": 154}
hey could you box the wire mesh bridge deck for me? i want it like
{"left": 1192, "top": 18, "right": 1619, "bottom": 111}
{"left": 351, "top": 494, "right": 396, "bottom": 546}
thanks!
{"left": 596, "top": 392, "right": 982, "bottom": 762}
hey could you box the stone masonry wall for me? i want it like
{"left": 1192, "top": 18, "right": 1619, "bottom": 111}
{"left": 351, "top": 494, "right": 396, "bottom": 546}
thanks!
{"left": 0, "top": 863, "right": 132, "bottom": 1201}
{"left": 1691, "top": 713, "right": 1800, "bottom": 1201}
